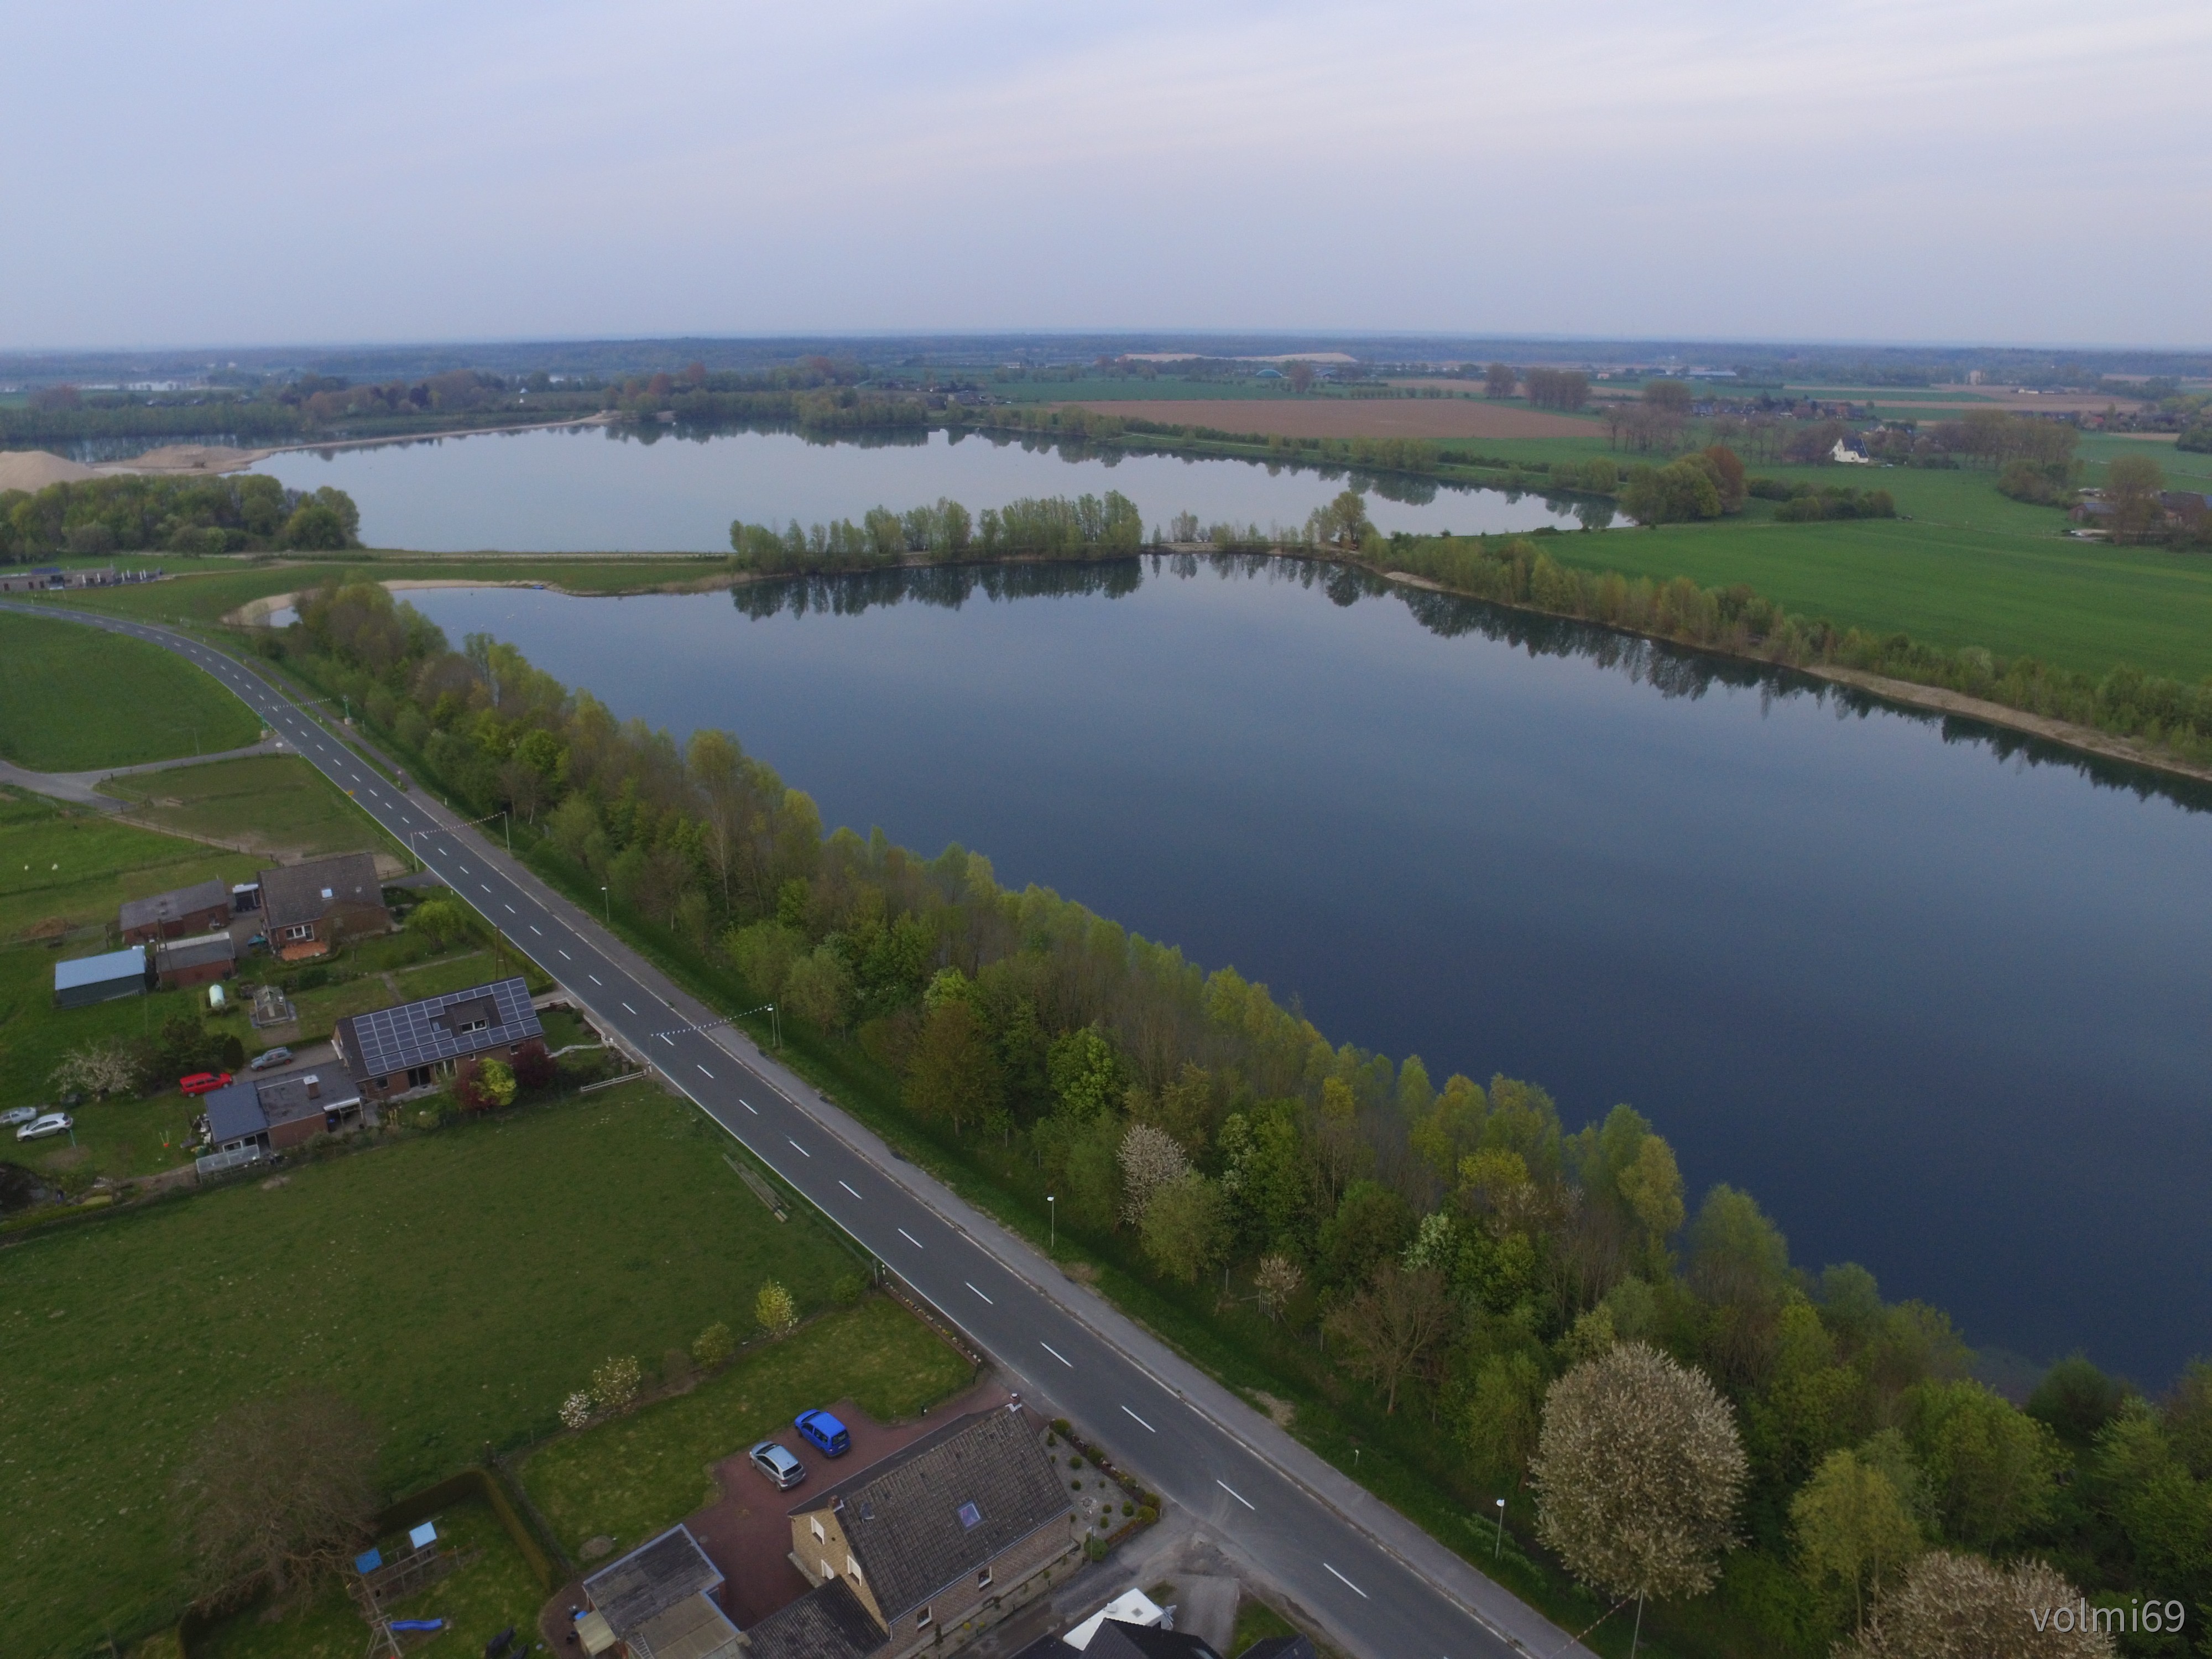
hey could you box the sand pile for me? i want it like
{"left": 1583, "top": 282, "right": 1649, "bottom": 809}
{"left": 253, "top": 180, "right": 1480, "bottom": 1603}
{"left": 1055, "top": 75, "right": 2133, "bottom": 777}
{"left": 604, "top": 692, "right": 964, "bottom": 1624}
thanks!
{"left": 112, "top": 444, "right": 266, "bottom": 473}
{"left": 0, "top": 450, "right": 98, "bottom": 492}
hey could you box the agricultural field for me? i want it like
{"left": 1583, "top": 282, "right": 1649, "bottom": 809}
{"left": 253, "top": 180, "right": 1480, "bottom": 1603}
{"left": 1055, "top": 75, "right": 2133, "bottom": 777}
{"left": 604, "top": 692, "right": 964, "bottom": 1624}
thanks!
{"left": 519, "top": 1295, "right": 972, "bottom": 1558}
{"left": 1062, "top": 395, "right": 1604, "bottom": 441}
{"left": 0, "top": 609, "right": 264, "bottom": 770}
{"left": 0, "top": 1081, "right": 863, "bottom": 1656}
{"left": 98, "top": 752, "right": 406, "bottom": 864}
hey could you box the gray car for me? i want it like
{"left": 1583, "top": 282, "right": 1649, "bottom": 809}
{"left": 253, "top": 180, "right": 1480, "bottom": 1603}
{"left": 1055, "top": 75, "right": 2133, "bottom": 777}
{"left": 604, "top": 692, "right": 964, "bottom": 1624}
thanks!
{"left": 748, "top": 1439, "right": 805, "bottom": 1490}
{"left": 16, "top": 1112, "right": 72, "bottom": 1141}
{"left": 0, "top": 1107, "right": 38, "bottom": 1127}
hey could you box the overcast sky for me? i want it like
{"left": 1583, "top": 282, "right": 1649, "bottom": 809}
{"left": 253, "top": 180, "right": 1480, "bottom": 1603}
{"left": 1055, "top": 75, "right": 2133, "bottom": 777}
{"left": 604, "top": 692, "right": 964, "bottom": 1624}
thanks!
{"left": 12, "top": 1, "right": 2208, "bottom": 351}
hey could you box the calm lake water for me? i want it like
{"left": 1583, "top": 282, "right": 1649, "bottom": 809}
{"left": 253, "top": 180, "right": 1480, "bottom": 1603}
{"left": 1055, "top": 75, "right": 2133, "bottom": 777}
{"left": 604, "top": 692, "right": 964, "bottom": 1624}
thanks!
{"left": 404, "top": 559, "right": 2212, "bottom": 1383}
{"left": 251, "top": 422, "right": 1600, "bottom": 551}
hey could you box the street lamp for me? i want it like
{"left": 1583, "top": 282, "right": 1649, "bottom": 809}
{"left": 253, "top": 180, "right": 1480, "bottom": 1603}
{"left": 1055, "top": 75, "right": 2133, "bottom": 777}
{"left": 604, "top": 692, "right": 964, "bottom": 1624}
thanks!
{"left": 1493, "top": 1497, "right": 1506, "bottom": 1557}
{"left": 1046, "top": 1195, "right": 1055, "bottom": 1253}
{"left": 599, "top": 884, "right": 610, "bottom": 925}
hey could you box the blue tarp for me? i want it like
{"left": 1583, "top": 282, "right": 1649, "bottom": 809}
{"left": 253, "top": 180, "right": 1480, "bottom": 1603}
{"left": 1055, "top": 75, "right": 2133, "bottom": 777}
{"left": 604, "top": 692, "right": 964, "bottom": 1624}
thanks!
{"left": 390, "top": 1619, "right": 444, "bottom": 1632}
{"left": 354, "top": 1547, "right": 383, "bottom": 1574}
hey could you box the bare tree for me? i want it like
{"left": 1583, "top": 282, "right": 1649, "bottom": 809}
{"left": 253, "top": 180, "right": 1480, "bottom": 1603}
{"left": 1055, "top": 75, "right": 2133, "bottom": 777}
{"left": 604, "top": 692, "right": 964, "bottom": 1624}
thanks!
{"left": 1322, "top": 1264, "right": 1454, "bottom": 1413}
{"left": 175, "top": 1391, "right": 379, "bottom": 1607}
{"left": 1532, "top": 1342, "right": 1747, "bottom": 1654}
{"left": 1841, "top": 1551, "right": 2115, "bottom": 1659}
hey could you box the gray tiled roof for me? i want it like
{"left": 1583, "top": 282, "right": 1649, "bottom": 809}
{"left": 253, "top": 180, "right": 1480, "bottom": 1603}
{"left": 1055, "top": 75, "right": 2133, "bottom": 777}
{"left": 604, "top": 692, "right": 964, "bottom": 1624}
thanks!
{"left": 742, "top": 1578, "right": 883, "bottom": 1659}
{"left": 1087, "top": 1625, "right": 1223, "bottom": 1659}
{"left": 792, "top": 1409, "right": 1072, "bottom": 1622}
{"left": 333, "top": 977, "right": 540, "bottom": 1078}
{"left": 583, "top": 1525, "right": 723, "bottom": 1638}
{"left": 1233, "top": 1639, "right": 1317, "bottom": 1659}
{"left": 256, "top": 1065, "right": 361, "bottom": 1129}
{"left": 258, "top": 853, "right": 384, "bottom": 931}
{"left": 154, "top": 932, "right": 236, "bottom": 972}
{"left": 119, "top": 879, "right": 229, "bottom": 933}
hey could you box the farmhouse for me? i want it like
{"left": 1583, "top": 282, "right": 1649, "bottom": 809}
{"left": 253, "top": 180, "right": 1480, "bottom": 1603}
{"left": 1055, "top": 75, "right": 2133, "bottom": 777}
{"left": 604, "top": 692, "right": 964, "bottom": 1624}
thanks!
{"left": 53, "top": 945, "right": 150, "bottom": 1008}
{"left": 153, "top": 930, "right": 237, "bottom": 990}
{"left": 577, "top": 1523, "right": 741, "bottom": 1659}
{"left": 119, "top": 877, "right": 233, "bottom": 944}
{"left": 331, "top": 976, "right": 543, "bottom": 1102}
{"left": 258, "top": 852, "right": 390, "bottom": 959}
{"left": 786, "top": 1406, "right": 1078, "bottom": 1659}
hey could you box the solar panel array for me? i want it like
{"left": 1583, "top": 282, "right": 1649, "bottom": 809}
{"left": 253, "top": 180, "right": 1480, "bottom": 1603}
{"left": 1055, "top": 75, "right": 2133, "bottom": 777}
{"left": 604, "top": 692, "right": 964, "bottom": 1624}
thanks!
{"left": 345, "top": 976, "right": 542, "bottom": 1077}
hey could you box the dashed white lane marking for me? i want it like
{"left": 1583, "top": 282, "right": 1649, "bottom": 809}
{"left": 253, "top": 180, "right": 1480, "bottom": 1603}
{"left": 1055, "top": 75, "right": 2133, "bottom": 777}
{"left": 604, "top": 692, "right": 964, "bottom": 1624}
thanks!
{"left": 787, "top": 1138, "right": 811, "bottom": 1157}
{"left": 839, "top": 1180, "right": 862, "bottom": 1199}
{"left": 530, "top": 925, "right": 542, "bottom": 935}
{"left": 898, "top": 1227, "right": 925, "bottom": 1249}
{"left": 1121, "top": 1405, "right": 1156, "bottom": 1433}
{"left": 1323, "top": 1564, "right": 1368, "bottom": 1599}
{"left": 504, "top": 904, "right": 516, "bottom": 914}
{"left": 1217, "top": 1479, "right": 1255, "bottom": 1511}
{"left": 1041, "top": 1341, "right": 1073, "bottom": 1368}
{"left": 697, "top": 1065, "right": 714, "bottom": 1079}
{"left": 966, "top": 1281, "right": 993, "bottom": 1305}
{"left": 588, "top": 974, "right": 601, "bottom": 985}
{"left": 559, "top": 948, "right": 572, "bottom": 960}
{"left": 622, "top": 1002, "right": 637, "bottom": 1013}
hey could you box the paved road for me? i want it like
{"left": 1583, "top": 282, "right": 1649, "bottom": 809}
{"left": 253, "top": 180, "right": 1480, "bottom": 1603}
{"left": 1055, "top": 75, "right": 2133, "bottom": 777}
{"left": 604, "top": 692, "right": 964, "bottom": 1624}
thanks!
{"left": 11, "top": 602, "right": 1594, "bottom": 1659}
{"left": 0, "top": 737, "right": 284, "bottom": 809}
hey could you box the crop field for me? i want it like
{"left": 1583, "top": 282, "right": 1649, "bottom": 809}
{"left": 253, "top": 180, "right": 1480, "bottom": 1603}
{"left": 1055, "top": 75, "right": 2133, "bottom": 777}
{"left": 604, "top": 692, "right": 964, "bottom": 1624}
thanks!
{"left": 98, "top": 752, "right": 404, "bottom": 864}
{"left": 0, "top": 1081, "right": 864, "bottom": 1656}
{"left": 1060, "top": 396, "right": 1607, "bottom": 441}
{"left": 0, "top": 610, "right": 264, "bottom": 770}
{"left": 519, "top": 1295, "right": 972, "bottom": 1557}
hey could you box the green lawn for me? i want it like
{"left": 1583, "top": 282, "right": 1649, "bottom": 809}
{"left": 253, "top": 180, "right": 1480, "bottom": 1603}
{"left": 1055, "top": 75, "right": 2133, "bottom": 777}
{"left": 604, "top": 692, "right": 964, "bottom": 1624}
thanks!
{"left": 0, "top": 611, "right": 263, "bottom": 770}
{"left": 0, "top": 1082, "right": 862, "bottom": 1656}
{"left": 98, "top": 752, "right": 403, "bottom": 865}
{"left": 190, "top": 1500, "right": 542, "bottom": 1659}
{"left": 519, "top": 1294, "right": 972, "bottom": 1557}
{"left": 0, "top": 788, "right": 259, "bottom": 938}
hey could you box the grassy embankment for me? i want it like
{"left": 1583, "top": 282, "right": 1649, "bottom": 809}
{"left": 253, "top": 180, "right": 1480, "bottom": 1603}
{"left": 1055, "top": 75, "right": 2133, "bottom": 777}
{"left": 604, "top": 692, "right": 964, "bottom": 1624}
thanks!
{"left": 0, "top": 1079, "right": 900, "bottom": 1657}
{"left": 0, "top": 609, "right": 265, "bottom": 770}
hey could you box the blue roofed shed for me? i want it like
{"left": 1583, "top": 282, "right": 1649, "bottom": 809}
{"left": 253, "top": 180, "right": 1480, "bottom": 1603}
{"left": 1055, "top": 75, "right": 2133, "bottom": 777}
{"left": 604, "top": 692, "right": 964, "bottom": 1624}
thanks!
{"left": 54, "top": 946, "right": 150, "bottom": 1009}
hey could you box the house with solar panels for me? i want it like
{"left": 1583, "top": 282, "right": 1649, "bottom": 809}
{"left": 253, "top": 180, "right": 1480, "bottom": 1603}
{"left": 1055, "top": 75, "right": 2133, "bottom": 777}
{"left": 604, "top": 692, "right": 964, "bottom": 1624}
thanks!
{"left": 331, "top": 976, "right": 544, "bottom": 1103}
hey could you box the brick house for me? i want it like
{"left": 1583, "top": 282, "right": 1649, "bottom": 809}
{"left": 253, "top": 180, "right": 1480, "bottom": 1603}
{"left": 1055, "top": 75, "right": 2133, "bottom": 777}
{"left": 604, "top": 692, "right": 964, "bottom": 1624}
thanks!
{"left": 119, "top": 878, "right": 232, "bottom": 945}
{"left": 787, "top": 1407, "right": 1078, "bottom": 1658}
{"left": 258, "top": 853, "right": 391, "bottom": 960}
{"left": 201, "top": 1065, "right": 365, "bottom": 1156}
{"left": 331, "top": 977, "right": 544, "bottom": 1103}
{"left": 154, "top": 931, "right": 237, "bottom": 990}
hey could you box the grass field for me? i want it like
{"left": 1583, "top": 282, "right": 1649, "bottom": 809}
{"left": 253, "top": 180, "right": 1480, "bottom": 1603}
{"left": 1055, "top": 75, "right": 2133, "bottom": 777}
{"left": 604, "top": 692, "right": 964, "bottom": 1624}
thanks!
{"left": 0, "top": 1081, "right": 864, "bottom": 1656}
{"left": 519, "top": 1295, "right": 972, "bottom": 1557}
{"left": 0, "top": 610, "right": 263, "bottom": 770}
{"left": 98, "top": 752, "right": 405, "bottom": 864}
{"left": 191, "top": 1501, "right": 541, "bottom": 1659}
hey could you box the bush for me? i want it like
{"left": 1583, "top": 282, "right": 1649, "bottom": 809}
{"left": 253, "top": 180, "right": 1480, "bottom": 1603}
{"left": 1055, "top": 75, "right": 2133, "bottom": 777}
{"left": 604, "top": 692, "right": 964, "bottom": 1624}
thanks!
{"left": 588, "top": 1354, "right": 641, "bottom": 1412}
{"left": 511, "top": 1039, "right": 558, "bottom": 1092}
{"left": 755, "top": 1280, "right": 799, "bottom": 1334}
{"left": 831, "top": 1272, "right": 866, "bottom": 1307}
{"left": 691, "top": 1321, "right": 735, "bottom": 1366}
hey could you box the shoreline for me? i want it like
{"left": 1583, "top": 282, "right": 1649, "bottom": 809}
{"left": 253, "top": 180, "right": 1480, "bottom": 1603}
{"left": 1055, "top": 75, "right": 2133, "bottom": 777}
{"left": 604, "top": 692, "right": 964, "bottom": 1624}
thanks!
{"left": 222, "top": 546, "right": 2212, "bottom": 794}
{"left": 82, "top": 413, "right": 619, "bottom": 477}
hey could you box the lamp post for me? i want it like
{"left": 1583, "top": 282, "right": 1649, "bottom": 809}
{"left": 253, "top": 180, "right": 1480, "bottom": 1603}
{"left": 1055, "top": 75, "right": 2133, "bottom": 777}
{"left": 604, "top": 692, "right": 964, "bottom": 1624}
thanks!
{"left": 1493, "top": 1497, "right": 1506, "bottom": 1557}
{"left": 1046, "top": 1195, "right": 1055, "bottom": 1253}
{"left": 599, "top": 885, "right": 610, "bottom": 925}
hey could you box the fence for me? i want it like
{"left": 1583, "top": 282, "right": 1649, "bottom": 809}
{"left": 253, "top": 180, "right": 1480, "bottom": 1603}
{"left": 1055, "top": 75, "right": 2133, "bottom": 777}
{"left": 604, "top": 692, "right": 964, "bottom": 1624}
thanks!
{"left": 193, "top": 1145, "right": 263, "bottom": 1178}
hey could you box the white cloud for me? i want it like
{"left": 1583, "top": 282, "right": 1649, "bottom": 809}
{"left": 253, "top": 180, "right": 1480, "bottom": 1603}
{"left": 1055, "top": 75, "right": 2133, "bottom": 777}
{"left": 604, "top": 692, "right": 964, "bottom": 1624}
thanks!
{"left": 8, "top": 0, "right": 2206, "bottom": 346}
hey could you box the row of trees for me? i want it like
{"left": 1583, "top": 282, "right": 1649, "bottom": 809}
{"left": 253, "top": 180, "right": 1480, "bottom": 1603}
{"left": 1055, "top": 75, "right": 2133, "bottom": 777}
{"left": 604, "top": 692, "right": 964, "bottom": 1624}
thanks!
{"left": 1526, "top": 369, "right": 1591, "bottom": 410}
{"left": 273, "top": 580, "right": 2206, "bottom": 1655}
{"left": 0, "top": 475, "right": 361, "bottom": 560}
{"left": 729, "top": 490, "right": 1146, "bottom": 573}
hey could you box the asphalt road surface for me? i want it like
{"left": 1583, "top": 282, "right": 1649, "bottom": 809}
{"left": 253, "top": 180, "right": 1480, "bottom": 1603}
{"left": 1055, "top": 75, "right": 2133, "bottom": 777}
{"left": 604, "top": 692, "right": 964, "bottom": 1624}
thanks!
{"left": 15, "top": 601, "right": 1596, "bottom": 1659}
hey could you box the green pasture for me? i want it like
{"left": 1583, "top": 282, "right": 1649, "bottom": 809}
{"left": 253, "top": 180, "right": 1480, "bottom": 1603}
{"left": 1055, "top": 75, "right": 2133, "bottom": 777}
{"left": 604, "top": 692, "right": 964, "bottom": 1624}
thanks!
{"left": 100, "top": 752, "right": 404, "bottom": 864}
{"left": 0, "top": 610, "right": 263, "bottom": 770}
{"left": 0, "top": 787, "right": 255, "bottom": 938}
{"left": 519, "top": 1295, "right": 972, "bottom": 1558}
{"left": 0, "top": 1081, "right": 862, "bottom": 1656}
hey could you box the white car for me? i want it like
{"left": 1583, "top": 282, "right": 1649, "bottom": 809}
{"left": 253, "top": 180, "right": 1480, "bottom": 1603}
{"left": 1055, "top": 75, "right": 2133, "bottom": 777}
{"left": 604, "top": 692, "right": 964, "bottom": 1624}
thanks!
{"left": 15, "top": 1112, "right": 73, "bottom": 1142}
{"left": 0, "top": 1107, "right": 37, "bottom": 1127}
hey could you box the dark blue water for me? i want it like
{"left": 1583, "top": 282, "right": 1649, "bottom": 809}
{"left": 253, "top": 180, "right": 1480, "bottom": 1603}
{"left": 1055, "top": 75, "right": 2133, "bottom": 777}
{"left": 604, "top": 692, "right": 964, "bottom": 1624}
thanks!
{"left": 251, "top": 422, "right": 1600, "bottom": 551}
{"left": 405, "top": 558, "right": 2212, "bottom": 1383}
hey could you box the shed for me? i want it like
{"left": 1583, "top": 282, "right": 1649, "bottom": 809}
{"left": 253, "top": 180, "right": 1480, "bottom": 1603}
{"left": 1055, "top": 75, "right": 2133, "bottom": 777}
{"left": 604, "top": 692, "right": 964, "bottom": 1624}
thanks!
{"left": 54, "top": 946, "right": 150, "bottom": 1009}
{"left": 119, "top": 878, "right": 233, "bottom": 945}
{"left": 580, "top": 1524, "right": 738, "bottom": 1659}
{"left": 155, "top": 931, "right": 237, "bottom": 990}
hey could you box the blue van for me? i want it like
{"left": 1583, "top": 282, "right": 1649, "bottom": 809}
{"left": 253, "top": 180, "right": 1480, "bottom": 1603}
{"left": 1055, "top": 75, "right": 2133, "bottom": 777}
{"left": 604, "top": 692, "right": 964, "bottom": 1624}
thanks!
{"left": 794, "top": 1408, "right": 851, "bottom": 1457}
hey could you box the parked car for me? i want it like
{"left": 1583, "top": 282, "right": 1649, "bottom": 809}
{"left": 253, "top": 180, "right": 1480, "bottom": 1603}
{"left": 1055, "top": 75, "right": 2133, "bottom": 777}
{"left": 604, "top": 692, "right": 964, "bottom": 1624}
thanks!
{"left": 749, "top": 1440, "right": 805, "bottom": 1490}
{"left": 795, "top": 1409, "right": 851, "bottom": 1457}
{"left": 0, "top": 1106, "right": 38, "bottom": 1126}
{"left": 16, "top": 1113, "right": 72, "bottom": 1142}
{"left": 249, "top": 1046, "right": 293, "bottom": 1071}
{"left": 179, "top": 1071, "right": 233, "bottom": 1096}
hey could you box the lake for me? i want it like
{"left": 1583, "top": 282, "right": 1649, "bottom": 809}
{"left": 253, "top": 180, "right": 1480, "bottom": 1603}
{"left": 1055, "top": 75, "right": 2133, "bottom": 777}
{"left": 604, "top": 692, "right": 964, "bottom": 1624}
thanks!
{"left": 251, "top": 422, "right": 1601, "bottom": 551}
{"left": 403, "top": 558, "right": 2212, "bottom": 1384}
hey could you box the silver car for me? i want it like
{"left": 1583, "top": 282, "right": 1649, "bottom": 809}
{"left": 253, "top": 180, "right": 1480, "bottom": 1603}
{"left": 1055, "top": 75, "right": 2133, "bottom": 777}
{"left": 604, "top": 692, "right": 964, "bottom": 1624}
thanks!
{"left": 0, "top": 1107, "right": 38, "bottom": 1127}
{"left": 749, "top": 1440, "right": 805, "bottom": 1490}
{"left": 16, "top": 1112, "right": 73, "bottom": 1141}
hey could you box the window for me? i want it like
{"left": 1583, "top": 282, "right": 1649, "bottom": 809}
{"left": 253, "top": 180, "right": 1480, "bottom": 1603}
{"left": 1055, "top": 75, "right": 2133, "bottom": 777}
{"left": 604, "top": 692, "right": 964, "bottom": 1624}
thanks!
{"left": 455, "top": 1016, "right": 488, "bottom": 1036}
{"left": 811, "top": 1517, "right": 826, "bottom": 1542}
{"left": 284, "top": 924, "right": 312, "bottom": 941}
{"left": 916, "top": 1608, "right": 932, "bottom": 1630}
{"left": 977, "top": 1568, "right": 993, "bottom": 1589}
{"left": 957, "top": 1501, "right": 982, "bottom": 1531}
{"left": 847, "top": 1557, "right": 862, "bottom": 1582}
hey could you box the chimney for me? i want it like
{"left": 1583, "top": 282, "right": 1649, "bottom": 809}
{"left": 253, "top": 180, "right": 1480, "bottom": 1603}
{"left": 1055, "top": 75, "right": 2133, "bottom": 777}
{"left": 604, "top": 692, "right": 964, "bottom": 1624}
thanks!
{"left": 305, "top": 1075, "right": 321, "bottom": 1099}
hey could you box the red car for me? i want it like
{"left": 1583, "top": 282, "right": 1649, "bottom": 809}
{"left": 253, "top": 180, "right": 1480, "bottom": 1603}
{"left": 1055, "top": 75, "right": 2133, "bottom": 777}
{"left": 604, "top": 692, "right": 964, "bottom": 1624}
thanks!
{"left": 179, "top": 1071, "right": 233, "bottom": 1096}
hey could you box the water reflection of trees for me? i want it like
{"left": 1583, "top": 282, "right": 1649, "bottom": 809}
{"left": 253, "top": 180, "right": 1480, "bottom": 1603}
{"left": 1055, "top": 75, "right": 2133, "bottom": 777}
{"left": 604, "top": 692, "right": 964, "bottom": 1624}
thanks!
{"left": 727, "top": 551, "right": 2212, "bottom": 810}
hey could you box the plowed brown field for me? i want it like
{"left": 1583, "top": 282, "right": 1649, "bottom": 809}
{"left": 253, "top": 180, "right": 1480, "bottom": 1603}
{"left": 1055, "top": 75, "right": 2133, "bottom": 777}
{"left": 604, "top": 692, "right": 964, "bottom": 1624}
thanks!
{"left": 1052, "top": 398, "right": 1603, "bottom": 441}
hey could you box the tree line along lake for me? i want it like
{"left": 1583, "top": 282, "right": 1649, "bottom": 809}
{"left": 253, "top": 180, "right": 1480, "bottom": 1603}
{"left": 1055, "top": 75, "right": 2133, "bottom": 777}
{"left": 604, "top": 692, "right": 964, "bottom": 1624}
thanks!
{"left": 388, "top": 554, "right": 2212, "bottom": 1386}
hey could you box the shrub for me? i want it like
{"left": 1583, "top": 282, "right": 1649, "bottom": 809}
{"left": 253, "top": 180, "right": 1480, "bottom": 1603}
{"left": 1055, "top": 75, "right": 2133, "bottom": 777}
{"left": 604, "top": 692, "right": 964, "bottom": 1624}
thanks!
{"left": 510, "top": 1039, "right": 558, "bottom": 1092}
{"left": 831, "top": 1272, "right": 866, "bottom": 1307}
{"left": 559, "top": 1391, "right": 593, "bottom": 1430}
{"left": 691, "top": 1321, "right": 734, "bottom": 1366}
{"left": 588, "top": 1355, "right": 641, "bottom": 1412}
{"left": 755, "top": 1280, "right": 799, "bottom": 1335}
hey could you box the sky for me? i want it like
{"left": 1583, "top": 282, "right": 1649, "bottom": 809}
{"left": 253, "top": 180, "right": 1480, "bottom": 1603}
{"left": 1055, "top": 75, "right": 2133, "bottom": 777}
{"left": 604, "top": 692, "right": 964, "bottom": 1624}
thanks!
{"left": 9, "top": 1, "right": 2210, "bottom": 350}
